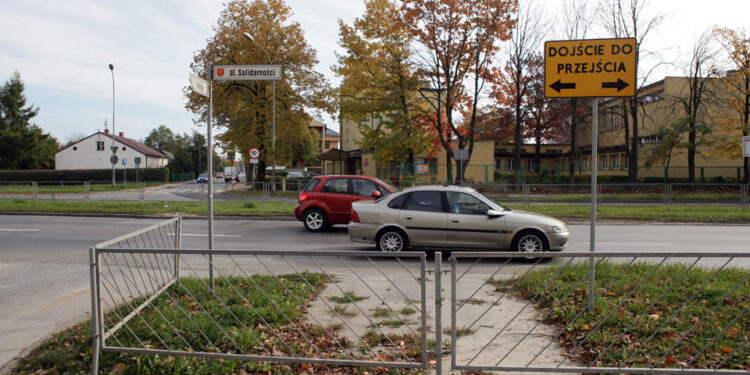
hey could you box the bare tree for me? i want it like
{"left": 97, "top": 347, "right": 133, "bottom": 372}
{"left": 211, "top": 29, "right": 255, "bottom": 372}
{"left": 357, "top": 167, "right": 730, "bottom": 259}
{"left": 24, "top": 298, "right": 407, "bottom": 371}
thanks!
{"left": 598, "top": 0, "right": 663, "bottom": 181}
{"left": 560, "top": 0, "right": 592, "bottom": 183}
{"left": 671, "top": 30, "right": 720, "bottom": 181}
{"left": 64, "top": 132, "right": 87, "bottom": 147}
{"left": 491, "top": 0, "right": 550, "bottom": 185}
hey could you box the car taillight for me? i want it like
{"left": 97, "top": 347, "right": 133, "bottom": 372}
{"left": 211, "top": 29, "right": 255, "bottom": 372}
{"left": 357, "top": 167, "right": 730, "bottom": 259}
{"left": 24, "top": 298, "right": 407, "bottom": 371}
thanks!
{"left": 351, "top": 209, "right": 360, "bottom": 223}
{"left": 299, "top": 192, "right": 309, "bottom": 203}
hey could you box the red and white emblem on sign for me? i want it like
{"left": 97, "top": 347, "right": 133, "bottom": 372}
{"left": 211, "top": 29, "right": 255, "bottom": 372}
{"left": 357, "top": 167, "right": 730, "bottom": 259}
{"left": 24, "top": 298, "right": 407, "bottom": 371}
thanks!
{"left": 216, "top": 68, "right": 225, "bottom": 77}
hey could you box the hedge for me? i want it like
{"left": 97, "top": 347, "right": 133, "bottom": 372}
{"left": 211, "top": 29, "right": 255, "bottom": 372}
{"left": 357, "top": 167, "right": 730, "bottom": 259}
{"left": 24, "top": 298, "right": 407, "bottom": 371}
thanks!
{"left": 0, "top": 168, "right": 170, "bottom": 182}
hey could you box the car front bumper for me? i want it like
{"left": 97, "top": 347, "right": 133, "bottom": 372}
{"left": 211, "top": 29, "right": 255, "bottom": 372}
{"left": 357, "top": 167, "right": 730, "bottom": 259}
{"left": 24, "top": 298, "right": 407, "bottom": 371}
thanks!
{"left": 548, "top": 231, "right": 570, "bottom": 251}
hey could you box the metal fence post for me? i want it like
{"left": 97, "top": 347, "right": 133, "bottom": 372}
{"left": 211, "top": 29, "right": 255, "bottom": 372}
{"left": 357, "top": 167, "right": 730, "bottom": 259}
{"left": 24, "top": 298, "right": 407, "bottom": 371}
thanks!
{"left": 450, "top": 255, "right": 457, "bottom": 371}
{"left": 174, "top": 217, "right": 181, "bottom": 278}
{"left": 32, "top": 181, "right": 38, "bottom": 200}
{"left": 434, "top": 251, "right": 443, "bottom": 375}
{"left": 666, "top": 183, "right": 671, "bottom": 211}
{"left": 89, "top": 247, "right": 100, "bottom": 375}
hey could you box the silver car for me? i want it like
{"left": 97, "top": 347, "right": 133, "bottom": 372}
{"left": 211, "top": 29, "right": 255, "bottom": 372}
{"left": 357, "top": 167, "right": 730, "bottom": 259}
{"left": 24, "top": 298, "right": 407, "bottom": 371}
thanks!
{"left": 348, "top": 185, "right": 569, "bottom": 254}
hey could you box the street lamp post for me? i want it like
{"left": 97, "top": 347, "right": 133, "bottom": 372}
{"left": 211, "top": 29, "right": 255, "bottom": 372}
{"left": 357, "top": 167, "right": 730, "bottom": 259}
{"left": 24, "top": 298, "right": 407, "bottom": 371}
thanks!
{"left": 109, "top": 64, "right": 116, "bottom": 187}
{"left": 242, "top": 32, "right": 276, "bottom": 191}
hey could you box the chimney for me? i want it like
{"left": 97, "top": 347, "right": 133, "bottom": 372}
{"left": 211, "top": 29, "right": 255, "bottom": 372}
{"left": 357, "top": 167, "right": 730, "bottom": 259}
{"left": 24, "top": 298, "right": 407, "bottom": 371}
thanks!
{"left": 119, "top": 132, "right": 124, "bottom": 137}
{"left": 104, "top": 129, "right": 110, "bottom": 134}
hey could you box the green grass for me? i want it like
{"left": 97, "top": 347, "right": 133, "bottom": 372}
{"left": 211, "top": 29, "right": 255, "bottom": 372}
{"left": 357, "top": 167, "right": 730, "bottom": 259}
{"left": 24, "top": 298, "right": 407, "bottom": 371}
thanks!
{"left": 487, "top": 192, "right": 744, "bottom": 203}
{"left": 504, "top": 261, "right": 750, "bottom": 369}
{"left": 399, "top": 307, "right": 418, "bottom": 316}
{"left": 0, "top": 197, "right": 747, "bottom": 223}
{"left": 0, "top": 199, "right": 294, "bottom": 216}
{"left": 328, "top": 291, "right": 369, "bottom": 304}
{"left": 13, "top": 273, "right": 428, "bottom": 374}
{"left": 372, "top": 307, "right": 393, "bottom": 318}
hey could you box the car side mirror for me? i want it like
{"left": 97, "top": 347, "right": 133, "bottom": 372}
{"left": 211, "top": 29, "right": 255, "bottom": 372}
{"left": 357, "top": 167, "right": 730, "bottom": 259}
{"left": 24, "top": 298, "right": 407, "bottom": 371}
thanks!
{"left": 371, "top": 190, "right": 382, "bottom": 198}
{"left": 487, "top": 209, "right": 503, "bottom": 218}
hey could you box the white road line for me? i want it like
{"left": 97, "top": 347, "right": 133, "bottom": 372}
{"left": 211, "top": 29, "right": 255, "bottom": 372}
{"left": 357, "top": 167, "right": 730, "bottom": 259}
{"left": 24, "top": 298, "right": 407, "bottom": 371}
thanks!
{"left": 578, "top": 242, "right": 673, "bottom": 246}
{"left": 0, "top": 228, "right": 40, "bottom": 232}
{"left": 176, "top": 233, "right": 242, "bottom": 238}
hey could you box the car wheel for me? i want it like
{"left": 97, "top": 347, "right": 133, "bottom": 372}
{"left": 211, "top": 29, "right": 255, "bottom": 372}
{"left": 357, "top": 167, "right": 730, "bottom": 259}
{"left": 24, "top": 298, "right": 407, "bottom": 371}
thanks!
{"left": 512, "top": 230, "right": 548, "bottom": 262}
{"left": 303, "top": 209, "right": 327, "bottom": 232}
{"left": 376, "top": 228, "right": 408, "bottom": 252}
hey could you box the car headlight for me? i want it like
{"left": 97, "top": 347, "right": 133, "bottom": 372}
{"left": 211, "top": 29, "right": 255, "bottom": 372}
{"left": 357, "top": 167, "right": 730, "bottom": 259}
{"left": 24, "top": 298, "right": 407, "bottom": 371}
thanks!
{"left": 552, "top": 225, "right": 567, "bottom": 233}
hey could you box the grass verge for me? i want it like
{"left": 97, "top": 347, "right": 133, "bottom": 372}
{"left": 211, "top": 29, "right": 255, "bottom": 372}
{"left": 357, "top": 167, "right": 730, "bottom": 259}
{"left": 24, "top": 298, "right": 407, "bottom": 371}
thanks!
{"left": 504, "top": 261, "right": 750, "bottom": 370}
{"left": 0, "top": 199, "right": 294, "bottom": 217}
{"left": 12, "top": 273, "right": 427, "bottom": 374}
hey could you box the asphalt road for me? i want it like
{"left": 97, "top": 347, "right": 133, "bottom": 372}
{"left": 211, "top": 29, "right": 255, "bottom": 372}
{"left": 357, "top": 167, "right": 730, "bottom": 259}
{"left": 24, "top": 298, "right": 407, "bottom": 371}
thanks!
{"left": 1, "top": 214, "right": 749, "bottom": 371}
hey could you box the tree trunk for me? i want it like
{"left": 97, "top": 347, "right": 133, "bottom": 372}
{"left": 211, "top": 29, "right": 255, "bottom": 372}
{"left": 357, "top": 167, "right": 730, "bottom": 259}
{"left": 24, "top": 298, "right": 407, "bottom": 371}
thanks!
{"left": 446, "top": 153, "right": 453, "bottom": 183}
{"left": 628, "top": 99, "right": 639, "bottom": 182}
{"left": 534, "top": 137, "right": 541, "bottom": 174}
{"left": 568, "top": 98, "right": 577, "bottom": 184}
{"left": 688, "top": 119, "right": 696, "bottom": 182}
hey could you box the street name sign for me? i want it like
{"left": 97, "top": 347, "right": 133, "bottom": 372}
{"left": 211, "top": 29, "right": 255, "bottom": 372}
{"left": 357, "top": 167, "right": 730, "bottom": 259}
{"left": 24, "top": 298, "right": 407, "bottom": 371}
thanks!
{"left": 743, "top": 136, "right": 750, "bottom": 157}
{"left": 190, "top": 73, "right": 210, "bottom": 97}
{"left": 545, "top": 38, "right": 637, "bottom": 98}
{"left": 213, "top": 65, "right": 282, "bottom": 81}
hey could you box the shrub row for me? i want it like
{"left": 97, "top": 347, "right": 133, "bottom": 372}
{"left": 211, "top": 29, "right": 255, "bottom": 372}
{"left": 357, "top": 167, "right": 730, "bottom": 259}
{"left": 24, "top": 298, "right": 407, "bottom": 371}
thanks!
{"left": 0, "top": 168, "right": 170, "bottom": 182}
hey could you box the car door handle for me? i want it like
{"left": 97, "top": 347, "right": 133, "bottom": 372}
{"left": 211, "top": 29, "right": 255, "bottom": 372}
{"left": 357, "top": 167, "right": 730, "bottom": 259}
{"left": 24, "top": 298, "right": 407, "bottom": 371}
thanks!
{"left": 405, "top": 216, "right": 413, "bottom": 220}
{"left": 452, "top": 219, "right": 460, "bottom": 223}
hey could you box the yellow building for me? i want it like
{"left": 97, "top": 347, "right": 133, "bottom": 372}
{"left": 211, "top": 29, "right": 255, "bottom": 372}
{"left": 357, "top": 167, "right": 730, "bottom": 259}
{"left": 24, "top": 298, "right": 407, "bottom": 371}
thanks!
{"left": 574, "top": 76, "right": 746, "bottom": 181}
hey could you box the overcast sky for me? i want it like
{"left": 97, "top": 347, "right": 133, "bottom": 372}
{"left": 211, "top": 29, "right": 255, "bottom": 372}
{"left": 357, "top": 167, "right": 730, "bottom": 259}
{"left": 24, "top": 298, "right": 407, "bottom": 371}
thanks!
{"left": 0, "top": 0, "right": 747, "bottom": 145}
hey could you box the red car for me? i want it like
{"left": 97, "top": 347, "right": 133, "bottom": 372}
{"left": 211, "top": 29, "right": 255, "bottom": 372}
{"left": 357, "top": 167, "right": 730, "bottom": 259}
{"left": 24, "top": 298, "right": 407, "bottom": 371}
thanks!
{"left": 295, "top": 175, "right": 395, "bottom": 232}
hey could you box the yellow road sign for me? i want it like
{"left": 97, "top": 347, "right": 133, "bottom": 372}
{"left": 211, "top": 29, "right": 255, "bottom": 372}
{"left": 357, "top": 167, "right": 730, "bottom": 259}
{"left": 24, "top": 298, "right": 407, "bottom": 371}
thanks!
{"left": 545, "top": 38, "right": 637, "bottom": 98}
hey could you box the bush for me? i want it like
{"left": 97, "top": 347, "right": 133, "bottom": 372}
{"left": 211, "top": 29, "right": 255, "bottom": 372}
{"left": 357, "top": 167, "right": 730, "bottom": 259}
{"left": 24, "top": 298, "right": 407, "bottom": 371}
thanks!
{"left": 0, "top": 168, "right": 170, "bottom": 182}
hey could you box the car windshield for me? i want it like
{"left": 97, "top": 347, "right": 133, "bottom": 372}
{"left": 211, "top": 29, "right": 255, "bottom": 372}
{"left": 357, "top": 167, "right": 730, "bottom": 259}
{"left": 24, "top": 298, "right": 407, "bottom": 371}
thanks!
{"left": 199, "top": 174, "right": 208, "bottom": 178}
{"left": 473, "top": 190, "right": 510, "bottom": 211}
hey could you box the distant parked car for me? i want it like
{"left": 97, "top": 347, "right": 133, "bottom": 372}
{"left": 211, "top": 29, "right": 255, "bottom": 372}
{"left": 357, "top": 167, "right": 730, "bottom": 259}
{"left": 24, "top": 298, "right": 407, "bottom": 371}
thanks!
{"left": 294, "top": 175, "right": 395, "bottom": 232}
{"left": 287, "top": 171, "right": 305, "bottom": 178}
{"left": 349, "top": 185, "right": 569, "bottom": 255}
{"left": 197, "top": 174, "right": 209, "bottom": 184}
{"left": 216, "top": 173, "right": 224, "bottom": 179}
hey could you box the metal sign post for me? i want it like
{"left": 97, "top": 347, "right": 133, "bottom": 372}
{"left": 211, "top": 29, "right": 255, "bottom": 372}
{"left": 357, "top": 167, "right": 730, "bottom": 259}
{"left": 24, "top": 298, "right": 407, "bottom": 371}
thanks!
{"left": 191, "top": 69, "right": 214, "bottom": 289}
{"left": 544, "top": 38, "right": 637, "bottom": 312}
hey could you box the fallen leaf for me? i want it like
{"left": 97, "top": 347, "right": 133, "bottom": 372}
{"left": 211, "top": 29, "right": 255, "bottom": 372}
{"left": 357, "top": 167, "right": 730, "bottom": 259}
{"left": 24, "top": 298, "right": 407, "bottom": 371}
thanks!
{"left": 720, "top": 346, "right": 733, "bottom": 355}
{"left": 727, "top": 327, "right": 741, "bottom": 338}
{"left": 648, "top": 314, "right": 660, "bottom": 321}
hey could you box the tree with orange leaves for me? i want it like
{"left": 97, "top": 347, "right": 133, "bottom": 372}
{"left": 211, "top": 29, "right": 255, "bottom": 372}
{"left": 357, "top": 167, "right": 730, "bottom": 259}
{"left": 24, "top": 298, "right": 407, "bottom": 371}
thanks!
{"left": 402, "top": 0, "right": 516, "bottom": 183}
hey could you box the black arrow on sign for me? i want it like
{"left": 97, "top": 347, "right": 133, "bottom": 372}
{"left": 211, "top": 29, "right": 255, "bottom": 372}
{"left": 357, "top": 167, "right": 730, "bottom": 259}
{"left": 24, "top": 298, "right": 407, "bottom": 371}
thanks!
{"left": 601, "top": 78, "right": 629, "bottom": 92}
{"left": 550, "top": 80, "right": 576, "bottom": 93}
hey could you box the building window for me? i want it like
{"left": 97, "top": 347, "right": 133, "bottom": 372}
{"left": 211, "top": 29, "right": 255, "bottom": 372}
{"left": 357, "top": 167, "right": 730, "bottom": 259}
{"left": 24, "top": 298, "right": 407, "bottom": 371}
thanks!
{"left": 505, "top": 159, "right": 513, "bottom": 170}
{"left": 561, "top": 159, "right": 568, "bottom": 170}
{"left": 610, "top": 154, "right": 618, "bottom": 170}
{"left": 73, "top": 146, "right": 77, "bottom": 151}
{"left": 610, "top": 112, "right": 620, "bottom": 130}
{"left": 623, "top": 154, "right": 628, "bottom": 170}
{"left": 640, "top": 135, "right": 664, "bottom": 144}
{"left": 325, "top": 141, "right": 330, "bottom": 149}
{"left": 600, "top": 155, "right": 608, "bottom": 170}
{"left": 415, "top": 158, "right": 437, "bottom": 175}
{"left": 582, "top": 156, "right": 589, "bottom": 170}
{"left": 122, "top": 147, "right": 126, "bottom": 151}
{"left": 495, "top": 159, "right": 502, "bottom": 170}
{"left": 96, "top": 141, "right": 104, "bottom": 151}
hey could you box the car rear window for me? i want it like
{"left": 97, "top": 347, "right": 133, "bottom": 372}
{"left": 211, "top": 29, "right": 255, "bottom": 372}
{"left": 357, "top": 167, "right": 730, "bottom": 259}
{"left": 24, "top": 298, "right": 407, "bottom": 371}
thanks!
{"left": 387, "top": 193, "right": 407, "bottom": 209}
{"left": 303, "top": 178, "right": 320, "bottom": 192}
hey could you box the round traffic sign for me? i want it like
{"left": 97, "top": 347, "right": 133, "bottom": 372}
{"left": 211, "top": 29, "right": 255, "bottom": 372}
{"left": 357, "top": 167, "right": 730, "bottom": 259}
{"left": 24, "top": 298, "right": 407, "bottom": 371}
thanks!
{"left": 248, "top": 147, "right": 260, "bottom": 159}
{"left": 110, "top": 155, "right": 119, "bottom": 165}
{"left": 122, "top": 158, "right": 128, "bottom": 166}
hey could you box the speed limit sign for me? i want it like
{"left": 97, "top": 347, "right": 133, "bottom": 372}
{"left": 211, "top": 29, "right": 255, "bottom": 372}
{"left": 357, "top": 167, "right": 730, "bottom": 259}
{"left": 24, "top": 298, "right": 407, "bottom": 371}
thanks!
{"left": 248, "top": 147, "right": 260, "bottom": 159}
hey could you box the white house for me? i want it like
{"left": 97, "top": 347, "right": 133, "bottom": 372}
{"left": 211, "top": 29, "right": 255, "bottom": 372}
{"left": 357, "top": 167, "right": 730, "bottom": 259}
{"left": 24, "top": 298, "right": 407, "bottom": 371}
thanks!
{"left": 55, "top": 129, "right": 169, "bottom": 170}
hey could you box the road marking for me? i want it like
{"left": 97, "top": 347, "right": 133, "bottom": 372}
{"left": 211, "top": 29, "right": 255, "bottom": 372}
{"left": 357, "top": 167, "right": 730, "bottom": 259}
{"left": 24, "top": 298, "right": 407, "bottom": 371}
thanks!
{"left": 0, "top": 228, "right": 40, "bottom": 232}
{"left": 578, "top": 242, "right": 673, "bottom": 246}
{"left": 173, "top": 233, "right": 242, "bottom": 238}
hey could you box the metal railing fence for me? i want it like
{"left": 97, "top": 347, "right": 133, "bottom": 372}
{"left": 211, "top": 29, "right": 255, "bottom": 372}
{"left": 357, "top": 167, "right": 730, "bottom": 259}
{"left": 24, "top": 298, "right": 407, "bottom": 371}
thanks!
{"left": 89, "top": 223, "right": 430, "bottom": 374}
{"left": 450, "top": 251, "right": 750, "bottom": 374}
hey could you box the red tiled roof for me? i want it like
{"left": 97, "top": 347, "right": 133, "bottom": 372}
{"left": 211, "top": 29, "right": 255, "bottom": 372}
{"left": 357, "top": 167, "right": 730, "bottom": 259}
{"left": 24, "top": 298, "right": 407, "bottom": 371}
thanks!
{"left": 100, "top": 132, "right": 169, "bottom": 158}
